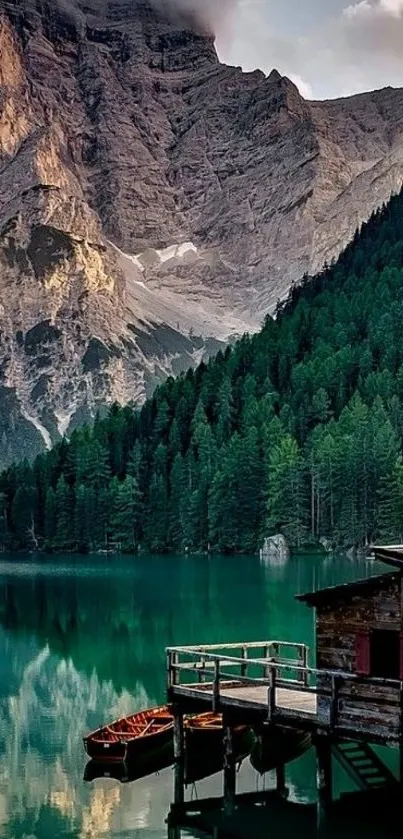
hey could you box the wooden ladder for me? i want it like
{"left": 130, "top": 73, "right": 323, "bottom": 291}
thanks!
{"left": 332, "top": 741, "right": 397, "bottom": 791}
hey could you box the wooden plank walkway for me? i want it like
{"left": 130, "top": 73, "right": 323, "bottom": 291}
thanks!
{"left": 222, "top": 685, "right": 317, "bottom": 716}
{"left": 172, "top": 683, "right": 317, "bottom": 720}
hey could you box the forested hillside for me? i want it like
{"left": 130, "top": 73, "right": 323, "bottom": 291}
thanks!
{"left": 3, "top": 192, "right": 403, "bottom": 554}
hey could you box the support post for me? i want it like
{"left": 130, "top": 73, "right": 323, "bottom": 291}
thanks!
{"left": 301, "top": 645, "right": 308, "bottom": 687}
{"left": 264, "top": 644, "right": 271, "bottom": 680}
{"left": 316, "top": 736, "right": 333, "bottom": 829}
{"left": 213, "top": 658, "right": 220, "bottom": 712}
{"left": 200, "top": 652, "right": 206, "bottom": 684}
{"left": 167, "top": 650, "right": 173, "bottom": 692}
{"left": 173, "top": 707, "right": 185, "bottom": 806}
{"left": 241, "top": 646, "right": 248, "bottom": 679}
{"left": 223, "top": 717, "right": 236, "bottom": 815}
{"left": 268, "top": 665, "right": 276, "bottom": 721}
{"left": 276, "top": 762, "right": 286, "bottom": 795}
{"left": 399, "top": 682, "right": 403, "bottom": 785}
{"left": 172, "top": 651, "right": 180, "bottom": 687}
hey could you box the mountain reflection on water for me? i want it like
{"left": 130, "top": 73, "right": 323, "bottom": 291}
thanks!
{"left": 0, "top": 553, "right": 384, "bottom": 839}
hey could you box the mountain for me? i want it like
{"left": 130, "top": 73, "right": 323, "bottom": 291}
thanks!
{"left": 2, "top": 0, "right": 403, "bottom": 466}
{"left": 3, "top": 190, "right": 403, "bottom": 553}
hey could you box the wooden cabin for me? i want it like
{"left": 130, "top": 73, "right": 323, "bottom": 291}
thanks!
{"left": 297, "top": 548, "right": 403, "bottom": 743}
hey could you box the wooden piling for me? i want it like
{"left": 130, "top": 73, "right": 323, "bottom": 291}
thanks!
{"left": 276, "top": 762, "right": 286, "bottom": 795}
{"left": 400, "top": 682, "right": 403, "bottom": 785}
{"left": 267, "top": 665, "right": 276, "bottom": 721}
{"left": 316, "top": 736, "right": 332, "bottom": 827}
{"left": 173, "top": 707, "right": 185, "bottom": 806}
{"left": 223, "top": 718, "right": 236, "bottom": 815}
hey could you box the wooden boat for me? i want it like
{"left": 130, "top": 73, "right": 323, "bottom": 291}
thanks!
{"left": 83, "top": 705, "right": 174, "bottom": 763}
{"left": 84, "top": 716, "right": 254, "bottom": 786}
{"left": 84, "top": 746, "right": 174, "bottom": 784}
{"left": 250, "top": 726, "right": 312, "bottom": 775}
{"left": 84, "top": 706, "right": 255, "bottom": 784}
{"left": 185, "top": 713, "right": 255, "bottom": 784}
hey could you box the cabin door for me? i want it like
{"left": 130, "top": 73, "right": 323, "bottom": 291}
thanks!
{"left": 370, "top": 630, "right": 401, "bottom": 680}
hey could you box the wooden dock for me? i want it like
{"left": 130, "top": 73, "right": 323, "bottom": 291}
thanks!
{"left": 166, "top": 641, "right": 402, "bottom": 744}
{"left": 166, "top": 555, "right": 403, "bottom": 826}
{"left": 166, "top": 640, "right": 402, "bottom": 823}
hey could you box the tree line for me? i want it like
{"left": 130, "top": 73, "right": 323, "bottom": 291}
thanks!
{"left": 3, "top": 191, "right": 403, "bottom": 553}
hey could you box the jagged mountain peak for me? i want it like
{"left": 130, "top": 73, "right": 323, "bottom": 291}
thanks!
{"left": 268, "top": 68, "right": 282, "bottom": 83}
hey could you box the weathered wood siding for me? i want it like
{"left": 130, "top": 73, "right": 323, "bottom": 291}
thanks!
{"left": 315, "top": 577, "right": 402, "bottom": 740}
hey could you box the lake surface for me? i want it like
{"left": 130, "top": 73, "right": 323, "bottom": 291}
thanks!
{"left": 0, "top": 552, "right": 392, "bottom": 839}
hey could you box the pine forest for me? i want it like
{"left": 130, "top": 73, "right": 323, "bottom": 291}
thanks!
{"left": 3, "top": 192, "right": 403, "bottom": 554}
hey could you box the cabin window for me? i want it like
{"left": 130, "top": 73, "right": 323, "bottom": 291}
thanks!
{"left": 370, "top": 630, "right": 400, "bottom": 681}
{"left": 355, "top": 631, "right": 371, "bottom": 676}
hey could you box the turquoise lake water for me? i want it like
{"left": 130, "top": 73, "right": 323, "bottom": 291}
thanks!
{"left": 0, "top": 552, "right": 393, "bottom": 839}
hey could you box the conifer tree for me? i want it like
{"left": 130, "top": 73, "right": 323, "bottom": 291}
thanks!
{"left": 44, "top": 487, "right": 56, "bottom": 548}
{"left": 110, "top": 476, "right": 141, "bottom": 552}
{"left": 55, "top": 476, "right": 73, "bottom": 549}
{"left": 266, "top": 435, "right": 307, "bottom": 548}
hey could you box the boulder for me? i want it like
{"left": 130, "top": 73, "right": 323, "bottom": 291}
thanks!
{"left": 319, "top": 537, "right": 334, "bottom": 554}
{"left": 261, "top": 534, "right": 290, "bottom": 562}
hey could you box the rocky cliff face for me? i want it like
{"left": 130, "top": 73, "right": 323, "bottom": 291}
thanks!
{"left": 1, "top": 0, "right": 403, "bottom": 465}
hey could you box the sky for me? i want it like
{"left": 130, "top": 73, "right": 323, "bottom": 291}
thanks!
{"left": 215, "top": 0, "right": 403, "bottom": 100}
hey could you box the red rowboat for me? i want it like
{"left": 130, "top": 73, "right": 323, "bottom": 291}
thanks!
{"left": 83, "top": 705, "right": 174, "bottom": 763}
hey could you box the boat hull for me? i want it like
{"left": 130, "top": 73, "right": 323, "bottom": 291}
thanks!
{"left": 250, "top": 726, "right": 312, "bottom": 775}
{"left": 84, "top": 740, "right": 175, "bottom": 784}
{"left": 83, "top": 705, "right": 174, "bottom": 764}
{"left": 84, "top": 724, "right": 174, "bottom": 763}
{"left": 84, "top": 737, "right": 128, "bottom": 762}
{"left": 185, "top": 723, "right": 255, "bottom": 784}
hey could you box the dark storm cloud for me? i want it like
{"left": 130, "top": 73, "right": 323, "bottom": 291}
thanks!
{"left": 149, "top": 0, "right": 240, "bottom": 35}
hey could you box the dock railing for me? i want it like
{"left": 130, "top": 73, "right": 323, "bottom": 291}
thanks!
{"left": 166, "top": 642, "right": 403, "bottom": 736}
{"left": 167, "top": 640, "right": 311, "bottom": 718}
{"left": 167, "top": 640, "right": 308, "bottom": 688}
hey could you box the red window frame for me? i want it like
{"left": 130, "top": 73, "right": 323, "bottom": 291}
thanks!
{"left": 355, "top": 630, "right": 371, "bottom": 676}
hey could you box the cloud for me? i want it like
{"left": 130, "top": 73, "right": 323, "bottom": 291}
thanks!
{"left": 219, "top": 0, "right": 403, "bottom": 99}
{"left": 150, "top": 0, "right": 240, "bottom": 37}
{"left": 344, "top": 0, "right": 403, "bottom": 16}
{"left": 289, "top": 74, "right": 314, "bottom": 99}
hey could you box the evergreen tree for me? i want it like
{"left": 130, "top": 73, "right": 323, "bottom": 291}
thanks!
{"left": 11, "top": 486, "right": 38, "bottom": 548}
{"left": 44, "top": 487, "right": 56, "bottom": 548}
{"left": 74, "top": 484, "right": 90, "bottom": 552}
{"left": 0, "top": 491, "right": 8, "bottom": 548}
{"left": 110, "top": 476, "right": 141, "bottom": 552}
{"left": 55, "top": 476, "right": 73, "bottom": 549}
{"left": 266, "top": 435, "right": 308, "bottom": 548}
{"left": 168, "top": 453, "right": 185, "bottom": 550}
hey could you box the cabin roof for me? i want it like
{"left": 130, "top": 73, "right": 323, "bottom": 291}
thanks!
{"left": 296, "top": 570, "right": 400, "bottom": 608}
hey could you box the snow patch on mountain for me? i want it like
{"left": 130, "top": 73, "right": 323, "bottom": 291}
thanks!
{"left": 21, "top": 409, "right": 52, "bottom": 450}
{"left": 156, "top": 242, "right": 198, "bottom": 263}
{"left": 55, "top": 408, "right": 75, "bottom": 438}
{"left": 116, "top": 244, "right": 257, "bottom": 341}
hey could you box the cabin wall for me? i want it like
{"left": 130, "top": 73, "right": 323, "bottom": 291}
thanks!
{"left": 316, "top": 580, "right": 402, "bottom": 671}
{"left": 315, "top": 578, "right": 402, "bottom": 741}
